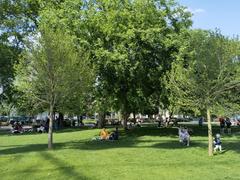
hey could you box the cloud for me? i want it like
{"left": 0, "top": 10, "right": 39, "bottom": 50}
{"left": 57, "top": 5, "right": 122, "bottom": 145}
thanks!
{"left": 194, "top": 8, "right": 205, "bottom": 14}
{"left": 185, "top": 8, "right": 205, "bottom": 15}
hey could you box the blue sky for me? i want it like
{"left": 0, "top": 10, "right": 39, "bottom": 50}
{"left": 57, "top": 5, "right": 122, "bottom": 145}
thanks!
{"left": 178, "top": 0, "right": 240, "bottom": 37}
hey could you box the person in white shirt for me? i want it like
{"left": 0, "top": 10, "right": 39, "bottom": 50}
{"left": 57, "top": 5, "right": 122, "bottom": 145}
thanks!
{"left": 178, "top": 126, "right": 190, "bottom": 146}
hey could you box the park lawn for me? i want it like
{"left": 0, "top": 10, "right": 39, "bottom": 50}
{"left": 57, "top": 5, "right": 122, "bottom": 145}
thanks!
{"left": 0, "top": 126, "right": 240, "bottom": 180}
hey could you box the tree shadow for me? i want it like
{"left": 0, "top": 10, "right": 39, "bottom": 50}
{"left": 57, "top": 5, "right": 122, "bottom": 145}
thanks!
{"left": 0, "top": 126, "right": 96, "bottom": 137}
{"left": 223, "top": 141, "right": 240, "bottom": 154}
{"left": 54, "top": 127, "right": 95, "bottom": 134}
{"left": 39, "top": 151, "right": 91, "bottom": 180}
{"left": 0, "top": 139, "right": 89, "bottom": 155}
{"left": 1, "top": 126, "right": 239, "bottom": 155}
{"left": 10, "top": 151, "right": 91, "bottom": 180}
{"left": 151, "top": 140, "right": 207, "bottom": 149}
{"left": 0, "top": 144, "right": 48, "bottom": 155}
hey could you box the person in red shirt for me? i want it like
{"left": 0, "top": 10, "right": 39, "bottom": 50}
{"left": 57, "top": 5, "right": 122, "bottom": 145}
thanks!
{"left": 219, "top": 117, "right": 225, "bottom": 134}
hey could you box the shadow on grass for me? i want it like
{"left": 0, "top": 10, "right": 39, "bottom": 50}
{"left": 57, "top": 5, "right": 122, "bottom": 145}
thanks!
{"left": 0, "top": 139, "right": 87, "bottom": 155}
{"left": 54, "top": 127, "right": 95, "bottom": 134}
{"left": 224, "top": 141, "right": 240, "bottom": 154}
{"left": 116, "top": 125, "right": 240, "bottom": 138}
{"left": 151, "top": 140, "right": 207, "bottom": 149}
{"left": 1, "top": 126, "right": 239, "bottom": 155}
{"left": 0, "top": 139, "right": 206, "bottom": 156}
{"left": 0, "top": 126, "right": 96, "bottom": 137}
{"left": 13, "top": 151, "right": 91, "bottom": 180}
{"left": 39, "top": 151, "right": 91, "bottom": 180}
{"left": 0, "top": 144, "right": 48, "bottom": 155}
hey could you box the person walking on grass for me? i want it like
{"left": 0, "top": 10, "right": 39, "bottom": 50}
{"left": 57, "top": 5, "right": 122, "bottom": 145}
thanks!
{"left": 219, "top": 117, "right": 225, "bottom": 134}
{"left": 199, "top": 117, "right": 204, "bottom": 127}
{"left": 225, "top": 118, "right": 232, "bottom": 135}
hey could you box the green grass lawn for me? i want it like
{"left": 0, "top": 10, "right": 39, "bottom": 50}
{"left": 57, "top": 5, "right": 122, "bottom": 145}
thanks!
{"left": 0, "top": 125, "right": 240, "bottom": 180}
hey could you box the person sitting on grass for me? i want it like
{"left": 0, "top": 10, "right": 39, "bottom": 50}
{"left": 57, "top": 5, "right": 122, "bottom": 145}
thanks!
{"left": 100, "top": 128, "right": 110, "bottom": 140}
{"left": 37, "top": 124, "right": 45, "bottom": 133}
{"left": 109, "top": 127, "right": 119, "bottom": 140}
{"left": 12, "top": 121, "right": 23, "bottom": 134}
{"left": 178, "top": 126, "right": 190, "bottom": 146}
{"left": 214, "top": 133, "right": 222, "bottom": 153}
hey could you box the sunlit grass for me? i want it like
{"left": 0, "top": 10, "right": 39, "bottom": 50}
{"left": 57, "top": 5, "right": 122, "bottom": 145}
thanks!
{"left": 0, "top": 125, "right": 239, "bottom": 180}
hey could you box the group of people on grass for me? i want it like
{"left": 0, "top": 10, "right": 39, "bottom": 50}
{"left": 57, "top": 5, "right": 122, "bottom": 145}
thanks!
{"left": 178, "top": 125, "right": 223, "bottom": 153}
{"left": 214, "top": 117, "right": 232, "bottom": 153}
{"left": 93, "top": 127, "right": 119, "bottom": 141}
{"left": 10, "top": 115, "right": 225, "bottom": 153}
{"left": 157, "top": 116, "right": 175, "bottom": 128}
{"left": 96, "top": 124, "right": 223, "bottom": 154}
{"left": 219, "top": 117, "right": 232, "bottom": 135}
{"left": 11, "top": 120, "right": 49, "bottom": 134}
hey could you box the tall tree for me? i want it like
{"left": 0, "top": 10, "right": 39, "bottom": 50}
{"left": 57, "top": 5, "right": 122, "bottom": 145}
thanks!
{"left": 167, "top": 30, "right": 240, "bottom": 156}
{"left": 85, "top": 0, "right": 192, "bottom": 128}
{"left": 15, "top": 27, "right": 92, "bottom": 149}
{"left": 35, "top": 0, "right": 192, "bottom": 129}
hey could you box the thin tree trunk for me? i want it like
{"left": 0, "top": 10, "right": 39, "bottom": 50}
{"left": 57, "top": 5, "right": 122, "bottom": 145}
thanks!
{"left": 48, "top": 104, "right": 54, "bottom": 149}
{"left": 80, "top": 116, "right": 83, "bottom": 125}
{"left": 58, "top": 112, "right": 64, "bottom": 129}
{"left": 8, "top": 111, "right": 11, "bottom": 122}
{"left": 98, "top": 112, "right": 105, "bottom": 128}
{"left": 77, "top": 115, "right": 80, "bottom": 126}
{"left": 123, "top": 113, "right": 129, "bottom": 130}
{"left": 207, "top": 108, "right": 213, "bottom": 156}
{"left": 7, "top": 104, "right": 13, "bottom": 121}
{"left": 133, "top": 112, "right": 136, "bottom": 124}
{"left": 118, "top": 111, "right": 122, "bottom": 122}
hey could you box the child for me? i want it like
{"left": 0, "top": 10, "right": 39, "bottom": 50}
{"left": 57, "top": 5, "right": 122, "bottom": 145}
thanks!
{"left": 214, "top": 134, "right": 222, "bottom": 152}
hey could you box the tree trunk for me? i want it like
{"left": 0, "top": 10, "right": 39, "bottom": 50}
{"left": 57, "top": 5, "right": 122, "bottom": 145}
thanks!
{"left": 118, "top": 111, "right": 122, "bottom": 122}
{"left": 77, "top": 115, "right": 83, "bottom": 126}
{"left": 133, "top": 112, "right": 136, "bottom": 124}
{"left": 207, "top": 108, "right": 213, "bottom": 156}
{"left": 122, "top": 113, "right": 129, "bottom": 130}
{"left": 48, "top": 105, "right": 54, "bottom": 149}
{"left": 58, "top": 113, "right": 64, "bottom": 128}
{"left": 80, "top": 116, "right": 83, "bottom": 125}
{"left": 77, "top": 115, "right": 80, "bottom": 126}
{"left": 98, "top": 112, "right": 105, "bottom": 128}
{"left": 8, "top": 111, "right": 11, "bottom": 122}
